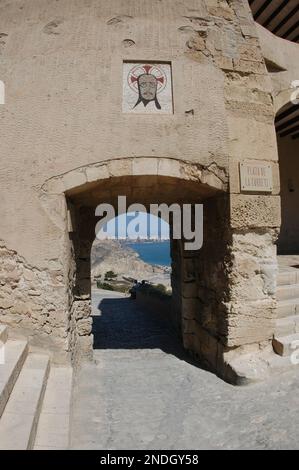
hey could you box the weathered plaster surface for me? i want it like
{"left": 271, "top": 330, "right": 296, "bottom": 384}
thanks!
{"left": 0, "top": 0, "right": 292, "bottom": 379}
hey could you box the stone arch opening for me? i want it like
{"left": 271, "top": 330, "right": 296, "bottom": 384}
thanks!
{"left": 44, "top": 157, "right": 230, "bottom": 375}
{"left": 90, "top": 210, "right": 172, "bottom": 352}
{"left": 275, "top": 101, "right": 299, "bottom": 254}
{"left": 271, "top": 101, "right": 299, "bottom": 362}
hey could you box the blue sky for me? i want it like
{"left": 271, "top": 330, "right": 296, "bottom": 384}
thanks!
{"left": 99, "top": 212, "right": 170, "bottom": 240}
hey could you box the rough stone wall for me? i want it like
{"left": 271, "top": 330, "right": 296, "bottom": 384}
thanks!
{"left": 0, "top": 241, "right": 69, "bottom": 359}
{"left": 170, "top": 238, "right": 184, "bottom": 335}
{"left": 172, "top": 195, "right": 231, "bottom": 373}
{"left": 68, "top": 206, "right": 95, "bottom": 361}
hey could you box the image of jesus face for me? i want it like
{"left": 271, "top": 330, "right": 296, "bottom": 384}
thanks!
{"left": 134, "top": 73, "right": 161, "bottom": 110}
{"left": 138, "top": 74, "right": 157, "bottom": 101}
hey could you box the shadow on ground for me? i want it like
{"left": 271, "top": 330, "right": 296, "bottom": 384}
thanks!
{"left": 69, "top": 290, "right": 299, "bottom": 450}
{"left": 92, "top": 294, "right": 196, "bottom": 365}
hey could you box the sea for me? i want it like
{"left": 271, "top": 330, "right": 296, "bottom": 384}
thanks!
{"left": 125, "top": 240, "right": 171, "bottom": 267}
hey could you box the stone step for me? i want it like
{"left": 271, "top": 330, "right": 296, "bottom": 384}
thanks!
{"left": 275, "top": 315, "right": 299, "bottom": 336}
{"left": 34, "top": 367, "right": 73, "bottom": 450}
{"left": 0, "top": 325, "right": 8, "bottom": 345}
{"left": 277, "top": 298, "right": 299, "bottom": 318}
{"left": 277, "top": 270, "right": 299, "bottom": 287}
{"left": 266, "top": 352, "right": 299, "bottom": 373}
{"left": 0, "top": 340, "right": 28, "bottom": 418}
{"left": 277, "top": 284, "right": 299, "bottom": 302}
{"left": 0, "top": 354, "right": 50, "bottom": 450}
{"left": 273, "top": 333, "right": 299, "bottom": 357}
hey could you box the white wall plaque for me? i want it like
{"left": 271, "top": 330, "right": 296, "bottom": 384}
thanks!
{"left": 240, "top": 162, "right": 273, "bottom": 193}
{"left": 123, "top": 62, "right": 173, "bottom": 114}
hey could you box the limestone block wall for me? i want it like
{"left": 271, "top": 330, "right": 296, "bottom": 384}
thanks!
{"left": 170, "top": 0, "right": 282, "bottom": 376}
{"left": 0, "top": 0, "right": 284, "bottom": 377}
{"left": 171, "top": 194, "right": 231, "bottom": 374}
{"left": 0, "top": 0, "right": 231, "bottom": 356}
{"left": 224, "top": 2, "right": 280, "bottom": 364}
{"left": 0, "top": 241, "right": 69, "bottom": 359}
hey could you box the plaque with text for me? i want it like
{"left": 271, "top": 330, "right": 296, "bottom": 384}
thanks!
{"left": 239, "top": 162, "right": 273, "bottom": 193}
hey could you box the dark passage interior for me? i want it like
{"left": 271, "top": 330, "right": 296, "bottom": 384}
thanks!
{"left": 92, "top": 290, "right": 188, "bottom": 362}
{"left": 276, "top": 102, "right": 299, "bottom": 254}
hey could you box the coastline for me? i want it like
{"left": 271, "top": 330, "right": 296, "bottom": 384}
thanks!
{"left": 91, "top": 239, "right": 171, "bottom": 288}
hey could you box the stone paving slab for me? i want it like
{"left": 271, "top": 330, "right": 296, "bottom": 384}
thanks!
{"left": 34, "top": 367, "right": 73, "bottom": 450}
{"left": 0, "top": 340, "right": 28, "bottom": 418}
{"left": 70, "top": 290, "right": 299, "bottom": 450}
{"left": 0, "top": 353, "right": 49, "bottom": 450}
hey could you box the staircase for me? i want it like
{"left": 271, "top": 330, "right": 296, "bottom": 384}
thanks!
{"left": 0, "top": 325, "right": 73, "bottom": 450}
{"left": 273, "top": 266, "right": 299, "bottom": 360}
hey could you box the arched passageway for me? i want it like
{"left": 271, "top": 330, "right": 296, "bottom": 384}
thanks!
{"left": 90, "top": 211, "right": 173, "bottom": 352}
{"left": 272, "top": 101, "right": 299, "bottom": 359}
{"left": 276, "top": 102, "right": 299, "bottom": 254}
{"left": 58, "top": 158, "right": 233, "bottom": 380}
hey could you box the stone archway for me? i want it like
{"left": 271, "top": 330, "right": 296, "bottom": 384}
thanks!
{"left": 275, "top": 101, "right": 299, "bottom": 254}
{"left": 39, "top": 157, "right": 240, "bottom": 379}
{"left": 272, "top": 100, "right": 299, "bottom": 360}
{"left": 38, "top": 151, "right": 289, "bottom": 384}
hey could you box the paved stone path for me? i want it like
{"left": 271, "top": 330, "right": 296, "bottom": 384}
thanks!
{"left": 70, "top": 289, "right": 299, "bottom": 450}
